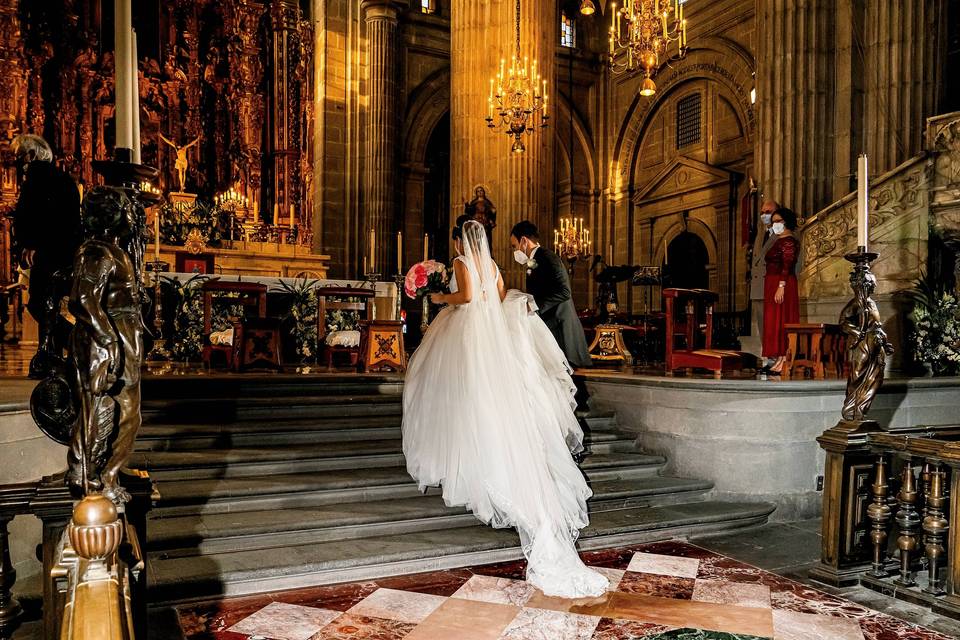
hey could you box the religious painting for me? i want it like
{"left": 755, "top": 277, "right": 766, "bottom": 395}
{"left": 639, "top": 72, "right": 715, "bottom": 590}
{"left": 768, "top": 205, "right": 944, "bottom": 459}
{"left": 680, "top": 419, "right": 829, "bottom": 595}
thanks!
{"left": 175, "top": 251, "right": 215, "bottom": 275}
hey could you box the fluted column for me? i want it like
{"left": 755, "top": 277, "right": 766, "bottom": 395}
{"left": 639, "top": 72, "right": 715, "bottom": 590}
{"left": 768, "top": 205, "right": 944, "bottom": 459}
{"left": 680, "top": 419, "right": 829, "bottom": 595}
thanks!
{"left": 451, "top": 0, "right": 555, "bottom": 270}
{"left": 270, "top": 0, "right": 304, "bottom": 225}
{"left": 864, "top": 0, "right": 945, "bottom": 175}
{"left": 362, "top": 0, "right": 401, "bottom": 274}
{"left": 756, "top": 0, "right": 835, "bottom": 216}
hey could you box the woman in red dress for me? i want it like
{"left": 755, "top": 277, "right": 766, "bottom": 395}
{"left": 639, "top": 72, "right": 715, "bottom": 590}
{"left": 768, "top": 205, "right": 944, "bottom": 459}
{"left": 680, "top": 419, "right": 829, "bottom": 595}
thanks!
{"left": 762, "top": 208, "right": 800, "bottom": 374}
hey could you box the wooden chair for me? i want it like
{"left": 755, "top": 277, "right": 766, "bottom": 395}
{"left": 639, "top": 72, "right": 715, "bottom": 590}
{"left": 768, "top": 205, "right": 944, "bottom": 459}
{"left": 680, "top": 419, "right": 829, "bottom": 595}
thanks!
{"left": 784, "top": 323, "right": 845, "bottom": 379}
{"left": 316, "top": 287, "right": 375, "bottom": 370}
{"left": 663, "top": 288, "right": 742, "bottom": 379}
{"left": 201, "top": 280, "right": 269, "bottom": 369}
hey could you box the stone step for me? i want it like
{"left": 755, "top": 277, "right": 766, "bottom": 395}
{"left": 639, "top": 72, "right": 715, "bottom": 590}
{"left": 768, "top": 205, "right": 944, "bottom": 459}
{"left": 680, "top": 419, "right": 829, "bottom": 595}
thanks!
{"left": 141, "top": 374, "right": 404, "bottom": 400}
{"left": 141, "top": 394, "right": 403, "bottom": 423}
{"left": 134, "top": 447, "right": 665, "bottom": 481}
{"left": 147, "top": 500, "right": 776, "bottom": 602}
{"left": 148, "top": 476, "right": 712, "bottom": 554}
{"left": 135, "top": 420, "right": 631, "bottom": 451}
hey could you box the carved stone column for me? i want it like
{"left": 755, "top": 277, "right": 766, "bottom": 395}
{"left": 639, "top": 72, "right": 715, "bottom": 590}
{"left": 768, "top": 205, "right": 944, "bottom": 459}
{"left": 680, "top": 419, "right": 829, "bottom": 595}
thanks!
{"left": 451, "top": 0, "right": 555, "bottom": 270}
{"left": 362, "top": 0, "right": 402, "bottom": 274}
{"left": 756, "top": 0, "right": 835, "bottom": 216}
{"left": 863, "top": 0, "right": 945, "bottom": 175}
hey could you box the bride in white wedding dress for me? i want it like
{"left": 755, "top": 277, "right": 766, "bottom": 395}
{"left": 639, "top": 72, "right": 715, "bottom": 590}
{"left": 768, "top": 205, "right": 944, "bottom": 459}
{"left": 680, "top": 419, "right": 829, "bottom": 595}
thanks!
{"left": 402, "top": 220, "right": 607, "bottom": 599}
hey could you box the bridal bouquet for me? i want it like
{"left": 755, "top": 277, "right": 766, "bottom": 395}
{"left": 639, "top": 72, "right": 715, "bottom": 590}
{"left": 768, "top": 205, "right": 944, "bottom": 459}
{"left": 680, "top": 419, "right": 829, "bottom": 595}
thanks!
{"left": 404, "top": 260, "right": 449, "bottom": 299}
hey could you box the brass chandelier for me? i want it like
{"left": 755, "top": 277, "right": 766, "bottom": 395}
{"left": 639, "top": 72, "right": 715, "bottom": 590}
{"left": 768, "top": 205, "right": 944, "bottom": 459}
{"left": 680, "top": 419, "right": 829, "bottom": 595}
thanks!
{"left": 486, "top": 0, "right": 548, "bottom": 154}
{"left": 609, "top": 0, "right": 689, "bottom": 97}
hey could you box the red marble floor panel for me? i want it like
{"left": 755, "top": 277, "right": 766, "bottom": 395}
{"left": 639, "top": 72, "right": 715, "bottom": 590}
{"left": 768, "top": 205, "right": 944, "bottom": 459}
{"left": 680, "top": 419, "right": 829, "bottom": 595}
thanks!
{"left": 176, "top": 541, "right": 954, "bottom": 640}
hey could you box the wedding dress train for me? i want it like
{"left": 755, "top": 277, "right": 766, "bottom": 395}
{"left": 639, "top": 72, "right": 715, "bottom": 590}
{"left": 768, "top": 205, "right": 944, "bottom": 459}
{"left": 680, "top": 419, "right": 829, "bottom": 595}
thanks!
{"left": 402, "top": 221, "right": 606, "bottom": 599}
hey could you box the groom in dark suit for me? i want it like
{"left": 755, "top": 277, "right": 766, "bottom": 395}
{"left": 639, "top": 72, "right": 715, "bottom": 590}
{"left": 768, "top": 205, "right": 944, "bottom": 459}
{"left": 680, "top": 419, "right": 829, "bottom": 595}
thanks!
{"left": 510, "top": 221, "right": 592, "bottom": 369}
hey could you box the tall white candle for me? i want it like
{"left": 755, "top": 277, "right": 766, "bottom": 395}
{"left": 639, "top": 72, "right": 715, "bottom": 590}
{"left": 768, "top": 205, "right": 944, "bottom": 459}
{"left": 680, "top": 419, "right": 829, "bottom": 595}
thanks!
{"left": 369, "top": 229, "right": 376, "bottom": 273}
{"left": 857, "top": 154, "right": 869, "bottom": 249}
{"left": 131, "top": 28, "right": 141, "bottom": 163}
{"left": 114, "top": 0, "right": 133, "bottom": 151}
{"left": 396, "top": 231, "right": 403, "bottom": 273}
{"left": 154, "top": 209, "right": 161, "bottom": 262}
{"left": 422, "top": 234, "right": 428, "bottom": 262}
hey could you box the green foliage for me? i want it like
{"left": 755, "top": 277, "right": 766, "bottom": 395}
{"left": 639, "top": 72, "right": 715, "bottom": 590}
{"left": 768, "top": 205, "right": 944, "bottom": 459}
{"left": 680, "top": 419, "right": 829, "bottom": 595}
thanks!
{"left": 911, "top": 293, "right": 960, "bottom": 376}
{"left": 279, "top": 278, "right": 319, "bottom": 362}
{"left": 909, "top": 271, "right": 960, "bottom": 376}
{"left": 162, "top": 274, "right": 208, "bottom": 361}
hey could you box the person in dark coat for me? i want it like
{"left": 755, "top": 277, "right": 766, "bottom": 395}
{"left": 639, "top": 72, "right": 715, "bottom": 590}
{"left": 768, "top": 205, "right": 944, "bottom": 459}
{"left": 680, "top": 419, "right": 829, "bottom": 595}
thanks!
{"left": 510, "top": 220, "right": 592, "bottom": 369}
{"left": 10, "top": 134, "right": 82, "bottom": 378}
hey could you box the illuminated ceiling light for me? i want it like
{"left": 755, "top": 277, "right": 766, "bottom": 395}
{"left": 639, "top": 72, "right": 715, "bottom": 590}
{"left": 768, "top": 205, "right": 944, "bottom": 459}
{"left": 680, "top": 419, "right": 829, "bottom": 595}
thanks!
{"left": 579, "top": 0, "right": 596, "bottom": 16}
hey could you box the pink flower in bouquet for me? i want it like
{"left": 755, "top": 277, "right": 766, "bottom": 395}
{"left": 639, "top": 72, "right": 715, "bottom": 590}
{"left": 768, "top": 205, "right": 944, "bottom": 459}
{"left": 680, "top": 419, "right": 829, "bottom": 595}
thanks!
{"left": 404, "top": 260, "right": 450, "bottom": 299}
{"left": 413, "top": 266, "right": 428, "bottom": 289}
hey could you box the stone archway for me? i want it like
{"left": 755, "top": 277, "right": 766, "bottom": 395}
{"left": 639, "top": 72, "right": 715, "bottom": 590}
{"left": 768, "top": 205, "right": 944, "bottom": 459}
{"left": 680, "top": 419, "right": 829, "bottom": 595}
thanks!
{"left": 401, "top": 68, "right": 451, "bottom": 266}
{"left": 656, "top": 218, "right": 720, "bottom": 294}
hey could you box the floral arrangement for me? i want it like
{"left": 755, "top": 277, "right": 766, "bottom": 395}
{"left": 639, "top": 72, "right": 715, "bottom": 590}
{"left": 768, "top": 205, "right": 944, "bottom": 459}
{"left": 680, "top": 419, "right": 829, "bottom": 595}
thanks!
{"left": 404, "top": 260, "right": 450, "bottom": 299}
{"left": 162, "top": 274, "right": 208, "bottom": 361}
{"left": 279, "top": 278, "right": 319, "bottom": 362}
{"left": 911, "top": 291, "right": 960, "bottom": 376}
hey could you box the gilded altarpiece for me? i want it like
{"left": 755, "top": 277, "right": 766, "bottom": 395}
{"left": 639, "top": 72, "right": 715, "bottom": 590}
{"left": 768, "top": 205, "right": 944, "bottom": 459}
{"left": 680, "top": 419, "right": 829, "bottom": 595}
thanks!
{"left": 0, "top": 0, "right": 316, "bottom": 287}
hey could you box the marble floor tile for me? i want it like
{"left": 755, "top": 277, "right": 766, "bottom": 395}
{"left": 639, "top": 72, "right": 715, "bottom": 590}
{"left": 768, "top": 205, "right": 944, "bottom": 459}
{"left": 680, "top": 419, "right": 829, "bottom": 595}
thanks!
{"left": 595, "top": 567, "right": 627, "bottom": 591}
{"left": 626, "top": 552, "right": 701, "bottom": 579}
{"left": 227, "top": 602, "right": 341, "bottom": 640}
{"left": 772, "top": 609, "right": 865, "bottom": 640}
{"left": 590, "top": 618, "right": 675, "bottom": 640}
{"left": 522, "top": 588, "right": 613, "bottom": 617}
{"left": 498, "top": 607, "right": 600, "bottom": 640}
{"left": 605, "top": 592, "right": 775, "bottom": 638}
{"left": 345, "top": 588, "right": 446, "bottom": 624}
{"left": 404, "top": 597, "right": 521, "bottom": 640}
{"left": 643, "top": 630, "right": 771, "bottom": 639}
{"left": 618, "top": 572, "right": 696, "bottom": 600}
{"left": 693, "top": 580, "right": 772, "bottom": 609}
{"left": 451, "top": 574, "right": 537, "bottom": 607}
{"left": 310, "top": 613, "right": 416, "bottom": 640}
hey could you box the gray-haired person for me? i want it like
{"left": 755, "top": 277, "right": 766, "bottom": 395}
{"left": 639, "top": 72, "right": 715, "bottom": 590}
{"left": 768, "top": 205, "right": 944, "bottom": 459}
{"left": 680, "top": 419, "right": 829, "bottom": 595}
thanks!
{"left": 10, "top": 134, "right": 82, "bottom": 378}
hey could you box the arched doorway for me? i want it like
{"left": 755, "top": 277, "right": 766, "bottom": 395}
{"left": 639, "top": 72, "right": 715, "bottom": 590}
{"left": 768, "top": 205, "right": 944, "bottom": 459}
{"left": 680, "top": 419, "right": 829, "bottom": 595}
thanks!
{"left": 666, "top": 232, "right": 709, "bottom": 290}
{"left": 423, "top": 112, "right": 450, "bottom": 260}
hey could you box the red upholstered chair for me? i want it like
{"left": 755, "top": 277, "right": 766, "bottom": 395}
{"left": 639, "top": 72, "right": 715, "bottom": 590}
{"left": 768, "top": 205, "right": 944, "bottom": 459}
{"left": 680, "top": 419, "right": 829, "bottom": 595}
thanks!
{"left": 663, "top": 288, "right": 742, "bottom": 378}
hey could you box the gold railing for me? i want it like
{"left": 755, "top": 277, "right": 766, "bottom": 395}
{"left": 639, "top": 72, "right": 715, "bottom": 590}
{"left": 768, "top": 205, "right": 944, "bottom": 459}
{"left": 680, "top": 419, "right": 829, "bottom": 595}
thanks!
{"left": 0, "top": 473, "right": 151, "bottom": 639}
{"left": 814, "top": 424, "right": 960, "bottom": 619}
{"left": 56, "top": 494, "right": 140, "bottom": 640}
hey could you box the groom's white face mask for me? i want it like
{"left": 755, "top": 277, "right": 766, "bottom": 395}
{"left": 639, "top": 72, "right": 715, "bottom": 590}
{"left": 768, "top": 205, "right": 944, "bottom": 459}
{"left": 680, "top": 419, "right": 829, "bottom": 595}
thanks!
{"left": 512, "top": 237, "right": 532, "bottom": 265}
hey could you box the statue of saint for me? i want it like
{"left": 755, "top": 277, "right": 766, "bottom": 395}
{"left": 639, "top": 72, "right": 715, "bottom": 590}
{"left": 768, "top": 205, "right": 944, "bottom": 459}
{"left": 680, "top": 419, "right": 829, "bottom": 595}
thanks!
{"left": 839, "top": 269, "right": 894, "bottom": 422}
{"left": 159, "top": 133, "right": 200, "bottom": 193}
{"left": 464, "top": 186, "right": 497, "bottom": 246}
{"left": 67, "top": 186, "right": 144, "bottom": 505}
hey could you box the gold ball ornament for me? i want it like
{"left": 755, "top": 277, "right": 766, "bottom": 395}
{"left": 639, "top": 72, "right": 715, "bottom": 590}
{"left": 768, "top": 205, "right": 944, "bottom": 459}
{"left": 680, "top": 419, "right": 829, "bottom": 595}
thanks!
{"left": 68, "top": 494, "right": 123, "bottom": 560}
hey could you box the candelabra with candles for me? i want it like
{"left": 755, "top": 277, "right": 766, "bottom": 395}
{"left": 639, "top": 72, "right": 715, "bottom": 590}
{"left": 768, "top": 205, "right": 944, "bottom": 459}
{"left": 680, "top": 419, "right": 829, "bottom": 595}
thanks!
{"left": 215, "top": 187, "right": 251, "bottom": 243}
{"left": 609, "top": 0, "right": 689, "bottom": 97}
{"left": 485, "top": 0, "right": 549, "bottom": 154}
{"left": 554, "top": 217, "right": 592, "bottom": 273}
{"left": 146, "top": 260, "right": 171, "bottom": 361}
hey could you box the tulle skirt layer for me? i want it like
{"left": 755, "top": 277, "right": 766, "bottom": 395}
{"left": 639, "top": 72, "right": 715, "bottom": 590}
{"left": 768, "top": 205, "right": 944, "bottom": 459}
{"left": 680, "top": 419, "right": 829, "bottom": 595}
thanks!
{"left": 402, "top": 291, "right": 607, "bottom": 598}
